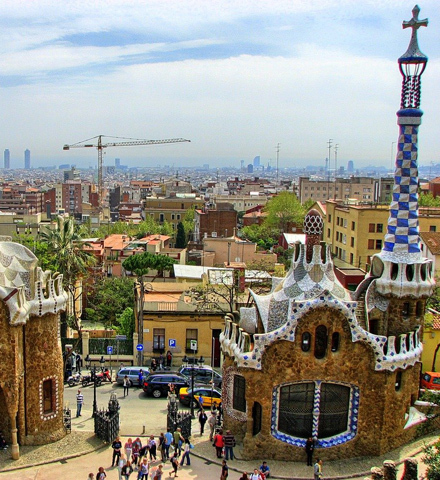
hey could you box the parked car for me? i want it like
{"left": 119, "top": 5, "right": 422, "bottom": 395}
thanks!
{"left": 421, "top": 371, "right": 440, "bottom": 390}
{"left": 179, "top": 385, "right": 222, "bottom": 409}
{"left": 143, "top": 372, "right": 190, "bottom": 398}
{"left": 116, "top": 366, "right": 149, "bottom": 386}
{"left": 178, "top": 365, "right": 222, "bottom": 388}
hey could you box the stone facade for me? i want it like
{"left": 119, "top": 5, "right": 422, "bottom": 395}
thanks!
{"left": 0, "top": 239, "right": 67, "bottom": 459}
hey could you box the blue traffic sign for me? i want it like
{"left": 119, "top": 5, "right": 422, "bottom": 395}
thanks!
{"left": 169, "top": 339, "right": 176, "bottom": 348}
{"left": 136, "top": 344, "right": 144, "bottom": 352}
{"left": 107, "top": 346, "right": 114, "bottom": 355}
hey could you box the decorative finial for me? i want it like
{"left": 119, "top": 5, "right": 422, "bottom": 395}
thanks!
{"left": 400, "top": 5, "right": 428, "bottom": 62}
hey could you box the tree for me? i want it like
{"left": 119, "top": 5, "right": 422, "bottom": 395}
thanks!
{"left": 419, "top": 192, "right": 440, "bottom": 208}
{"left": 427, "top": 279, "right": 440, "bottom": 311}
{"left": 175, "top": 222, "right": 186, "bottom": 248}
{"left": 241, "top": 223, "right": 278, "bottom": 250}
{"left": 39, "top": 216, "right": 97, "bottom": 334}
{"left": 115, "top": 307, "right": 135, "bottom": 339}
{"left": 84, "top": 277, "right": 135, "bottom": 329}
{"left": 423, "top": 440, "right": 440, "bottom": 480}
{"left": 123, "top": 252, "right": 176, "bottom": 280}
{"left": 264, "top": 191, "right": 306, "bottom": 234}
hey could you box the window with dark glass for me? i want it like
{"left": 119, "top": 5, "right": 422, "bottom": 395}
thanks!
{"left": 314, "top": 325, "right": 328, "bottom": 359}
{"left": 331, "top": 332, "right": 340, "bottom": 352}
{"left": 301, "top": 332, "right": 311, "bottom": 352}
{"left": 233, "top": 375, "right": 246, "bottom": 412}
{"left": 186, "top": 329, "right": 198, "bottom": 353}
{"left": 252, "top": 402, "right": 262, "bottom": 436}
{"left": 369, "top": 319, "right": 379, "bottom": 335}
{"left": 369, "top": 223, "right": 375, "bottom": 233}
{"left": 376, "top": 224, "right": 383, "bottom": 233}
{"left": 402, "top": 302, "right": 410, "bottom": 316}
{"left": 278, "top": 382, "right": 351, "bottom": 440}
{"left": 153, "top": 328, "right": 165, "bottom": 351}
{"left": 416, "top": 301, "right": 423, "bottom": 317}
{"left": 43, "top": 379, "right": 54, "bottom": 414}
{"left": 375, "top": 239, "right": 382, "bottom": 250}
{"left": 317, "top": 383, "right": 350, "bottom": 438}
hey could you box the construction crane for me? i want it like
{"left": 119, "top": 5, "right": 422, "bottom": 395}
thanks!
{"left": 63, "top": 135, "right": 191, "bottom": 215}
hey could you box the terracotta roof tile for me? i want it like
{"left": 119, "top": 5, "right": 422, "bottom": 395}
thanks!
{"left": 420, "top": 231, "right": 440, "bottom": 255}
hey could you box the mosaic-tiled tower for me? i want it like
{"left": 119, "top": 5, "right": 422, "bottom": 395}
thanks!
{"left": 372, "top": 5, "right": 434, "bottom": 298}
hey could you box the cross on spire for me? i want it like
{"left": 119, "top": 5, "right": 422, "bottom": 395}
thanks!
{"left": 400, "top": 5, "right": 428, "bottom": 61}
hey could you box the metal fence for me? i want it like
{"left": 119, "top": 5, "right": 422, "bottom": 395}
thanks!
{"left": 94, "top": 394, "right": 120, "bottom": 442}
{"left": 89, "top": 338, "right": 133, "bottom": 355}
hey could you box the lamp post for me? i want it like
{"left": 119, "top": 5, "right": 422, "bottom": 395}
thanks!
{"left": 92, "top": 365, "right": 98, "bottom": 417}
{"left": 190, "top": 339, "right": 197, "bottom": 419}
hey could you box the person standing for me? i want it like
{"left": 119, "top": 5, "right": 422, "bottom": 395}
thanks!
{"left": 76, "top": 389, "right": 84, "bottom": 417}
{"left": 220, "top": 460, "right": 229, "bottom": 480}
{"left": 169, "top": 451, "right": 179, "bottom": 477}
{"left": 173, "top": 428, "right": 184, "bottom": 455}
{"left": 123, "top": 375, "right": 130, "bottom": 397}
{"left": 111, "top": 436, "right": 123, "bottom": 467}
{"left": 180, "top": 438, "right": 191, "bottom": 467}
{"left": 138, "top": 370, "right": 144, "bottom": 388}
{"left": 198, "top": 409, "right": 208, "bottom": 435}
{"left": 164, "top": 428, "right": 173, "bottom": 460}
{"left": 213, "top": 429, "right": 224, "bottom": 459}
{"left": 166, "top": 350, "right": 172, "bottom": 368}
{"left": 132, "top": 437, "right": 142, "bottom": 465}
{"left": 151, "top": 463, "right": 164, "bottom": 480}
{"left": 96, "top": 467, "right": 107, "bottom": 480}
{"left": 223, "top": 430, "right": 236, "bottom": 461}
{"left": 76, "top": 352, "right": 82, "bottom": 373}
{"left": 125, "top": 438, "right": 133, "bottom": 463}
{"left": 118, "top": 454, "right": 127, "bottom": 480}
{"left": 314, "top": 458, "right": 323, "bottom": 480}
{"left": 305, "top": 437, "right": 315, "bottom": 466}
{"left": 208, "top": 411, "right": 217, "bottom": 441}
{"left": 148, "top": 435, "right": 157, "bottom": 461}
{"left": 137, "top": 457, "right": 150, "bottom": 480}
{"left": 121, "top": 460, "right": 133, "bottom": 479}
{"left": 158, "top": 354, "right": 164, "bottom": 370}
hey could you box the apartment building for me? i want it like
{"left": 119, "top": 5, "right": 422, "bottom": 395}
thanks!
{"left": 299, "top": 176, "right": 394, "bottom": 204}
{"left": 211, "top": 194, "right": 269, "bottom": 212}
{"left": 324, "top": 200, "right": 440, "bottom": 270}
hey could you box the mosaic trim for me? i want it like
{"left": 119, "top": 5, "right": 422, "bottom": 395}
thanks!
{"left": 270, "top": 380, "right": 360, "bottom": 448}
{"left": 39, "top": 376, "right": 59, "bottom": 421}
{"left": 222, "top": 366, "right": 247, "bottom": 423}
{"left": 220, "top": 291, "right": 422, "bottom": 372}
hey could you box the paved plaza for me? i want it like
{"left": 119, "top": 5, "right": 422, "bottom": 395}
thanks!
{"left": 0, "top": 381, "right": 436, "bottom": 479}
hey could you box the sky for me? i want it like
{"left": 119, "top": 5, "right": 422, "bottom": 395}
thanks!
{"left": 0, "top": 0, "right": 439, "bottom": 170}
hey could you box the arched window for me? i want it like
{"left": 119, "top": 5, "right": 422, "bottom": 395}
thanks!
{"left": 314, "top": 325, "right": 328, "bottom": 359}
{"left": 252, "top": 402, "right": 262, "bottom": 436}
{"left": 406, "top": 264, "right": 414, "bottom": 281}
{"left": 331, "top": 332, "right": 340, "bottom": 352}
{"left": 233, "top": 375, "right": 246, "bottom": 412}
{"left": 402, "top": 302, "right": 410, "bottom": 317}
{"left": 277, "top": 382, "right": 353, "bottom": 441}
{"left": 391, "top": 263, "right": 399, "bottom": 280}
{"left": 301, "top": 332, "right": 311, "bottom": 352}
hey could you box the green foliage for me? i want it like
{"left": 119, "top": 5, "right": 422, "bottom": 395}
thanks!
{"left": 427, "top": 278, "right": 440, "bottom": 312}
{"left": 423, "top": 438, "right": 440, "bottom": 479}
{"left": 84, "top": 277, "right": 135, "bottom": 329}
{"left": 419, "top": 192, "right": 440, "bottom": 208}
{"left": 264, "top": 191, "right": 306, "bottom": 233}
{"left": 175, "top": 222, "right": 187, "bottom": 248}
{"left": 273, "top": 246, "right": 295, "bottom": 269}
{"left": 122, "top": 251, "right": 177, "bottom": 279}
{"left": 241, "top": 224, "right": 278, "bottom": 250}
{"left": 115, "top": 307, "right": 135, "bottom": 339}
{"left": 93, "top": 217, "right": 173, "bottom": 239}
{"left": 13, "top": 234, "right": 57, "bottom": 272}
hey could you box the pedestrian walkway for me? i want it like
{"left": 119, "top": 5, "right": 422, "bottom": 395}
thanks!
{"left": 0, "top": 427, "right": 437, "bottom": 479}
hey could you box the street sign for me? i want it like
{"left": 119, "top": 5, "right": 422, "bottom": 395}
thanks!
{"left": 107, "top": 346, "right": 114, "bottom": 355}
{"left": 190, "top": 339, "right": 198, "bottom": 351}
{"left": 116, "top": 335, "right": 127, "bottom": 340}
{"left": 169, "top": 339, "right": 176, "bottom": 348}
{"left": 136, "top": 344, "right": 144, "bottom": 352}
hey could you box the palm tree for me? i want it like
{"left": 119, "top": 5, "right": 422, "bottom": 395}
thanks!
{"left": 40, "top": 215, "right": 97, "bottom": 335}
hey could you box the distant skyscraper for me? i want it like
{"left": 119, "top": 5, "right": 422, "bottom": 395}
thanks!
{"left": 115, "top": 158, "right": 121, "bottom": 168}
{"left": 247, "top": 164, "right": 253, "bottom": 173}
{"left": 4, "top": 149, "right": 10, "bottom": 169}
{"left": 253, "top": 156, "right": 260, "bottom": 168}
{"left": 347, "top": 160, "right": 354, "bottom": 173}
{"left": 24, "top": 149, "right": 30, "bottom": 169}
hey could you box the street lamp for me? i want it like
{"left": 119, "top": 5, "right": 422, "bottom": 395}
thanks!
{"left": 189, "top": 339, "right": 197, "bottom": 419}
{"left": 92, "top": 365, "right": 98, "bottom": 417}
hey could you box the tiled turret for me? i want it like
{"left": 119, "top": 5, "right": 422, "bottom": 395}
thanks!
{"left": 372, "top": 5, "right": 434, "bottom": 298}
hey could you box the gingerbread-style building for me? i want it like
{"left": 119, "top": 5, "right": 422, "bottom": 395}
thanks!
{"left": 221, "top": 6, "right": 434, "bottom": 460}
{"left": 0, "top": 238, "right": 67, "bottom": 459}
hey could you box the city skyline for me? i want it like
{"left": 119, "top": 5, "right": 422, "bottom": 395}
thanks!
{"left": 0, "top": 1, "right": 439, "bottom": 169}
